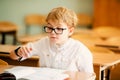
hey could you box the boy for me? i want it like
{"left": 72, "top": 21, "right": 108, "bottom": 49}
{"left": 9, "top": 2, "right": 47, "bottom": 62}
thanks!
{"left": 10, "top": 7, "right": 94, "bottom": 74}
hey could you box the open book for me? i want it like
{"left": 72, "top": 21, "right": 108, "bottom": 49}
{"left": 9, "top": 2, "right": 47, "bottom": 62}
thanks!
{"left": 5, "top": 66, "right": 69, "bottom": 80}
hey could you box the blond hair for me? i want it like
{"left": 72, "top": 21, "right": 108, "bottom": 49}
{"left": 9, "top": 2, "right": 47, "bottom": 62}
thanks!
{"left": 46, "top": 7, "right": 78, "bottom": 28}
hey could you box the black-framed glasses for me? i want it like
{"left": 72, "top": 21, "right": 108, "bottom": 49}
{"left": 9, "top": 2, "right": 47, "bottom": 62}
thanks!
{"left": 44, "top": 26, "right": 67, "bottom": 34}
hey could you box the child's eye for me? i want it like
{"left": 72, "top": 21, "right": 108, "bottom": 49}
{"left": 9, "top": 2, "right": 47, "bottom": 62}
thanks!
{"left": 48, "top": 27, "right": 53, "bottom": 29}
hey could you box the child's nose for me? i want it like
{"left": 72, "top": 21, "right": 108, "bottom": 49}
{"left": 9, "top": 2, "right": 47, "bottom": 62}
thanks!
{"left": 51, "top": 29, "right": 56, "bottom": 34}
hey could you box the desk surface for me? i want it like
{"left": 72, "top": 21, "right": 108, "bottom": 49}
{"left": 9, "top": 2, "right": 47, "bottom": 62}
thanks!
{"left": 0, "top": 45, "right": 39, "bottom": 67}
{"left": 0, "top": 65, "right": 95, "bottom": 80}
{"left": 18, "top": 34, "right": 47, "bottom": 44}
{"left": 93, "top": 53, "right": 120, "bottom": 66}
{"left": 0, "top": 44, "right": 39, "bottom": 60}
{"left": 0, "top": 44, "right": 17, "bottom": 54}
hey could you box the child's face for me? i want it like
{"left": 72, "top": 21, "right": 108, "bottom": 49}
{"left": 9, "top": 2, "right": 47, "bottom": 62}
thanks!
{"left": 45, "top": 20, "right": 74, "bottom": 45}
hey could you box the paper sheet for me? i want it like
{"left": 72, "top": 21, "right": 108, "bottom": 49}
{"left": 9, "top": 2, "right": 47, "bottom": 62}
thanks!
{"left": 5, "top": 66, "right": 69, "bottom": 80}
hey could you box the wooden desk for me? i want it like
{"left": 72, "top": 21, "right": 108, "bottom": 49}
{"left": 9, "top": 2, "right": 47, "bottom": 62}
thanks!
{"left": 0, "top": 45, "right": 39, "bottom": 67}
{"left": 95, "top": 43, "right": 120, "bottom": 54}
{"left": 0, "top": 44, "right": 17, "bottom": 54}
{"left": 18, "top": 33, "right": 47, "bottom": 44}
{"left": 87, "top": 44, "right": 120, "bottom": 80}
{"left": 0, "top": 21, "right": 18, "bottom": 45}
{"left": 91, "top": 44, "right": 120, "bottom": 80}
{"left": 93, "top": 53, "right": 120, "bottom": 80}
{"left": 0, "top": 65, "right": 95, "bottom": 80}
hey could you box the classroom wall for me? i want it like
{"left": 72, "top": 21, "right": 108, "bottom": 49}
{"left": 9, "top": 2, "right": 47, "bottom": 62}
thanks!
{"left": 0, "top": 0, "right": 93, "bottom": 43}
{"left": 0, "top": 0, "right": 93, "bottom": 35}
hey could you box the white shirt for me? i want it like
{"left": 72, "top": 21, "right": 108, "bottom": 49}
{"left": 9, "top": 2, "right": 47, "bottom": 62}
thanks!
{"left": 25, "top": 36, "right": 94, "bottom": 73}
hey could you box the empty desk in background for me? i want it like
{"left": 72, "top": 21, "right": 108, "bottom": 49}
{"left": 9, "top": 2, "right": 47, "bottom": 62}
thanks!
{"left": 0, "top": 22, "right": 18, "bottom": 45}
{"left": 18, "top": 33, "right": 47, "bottom": 44}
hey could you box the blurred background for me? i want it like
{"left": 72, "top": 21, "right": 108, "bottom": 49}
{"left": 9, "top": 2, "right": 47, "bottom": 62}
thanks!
{"left": 0, "top": 0, "right": 93, "bottom": 35}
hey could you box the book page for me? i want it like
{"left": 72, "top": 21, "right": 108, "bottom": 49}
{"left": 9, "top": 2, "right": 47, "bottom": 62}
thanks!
{"left": 5, "top": 66, "right": 69, "bottom": 80}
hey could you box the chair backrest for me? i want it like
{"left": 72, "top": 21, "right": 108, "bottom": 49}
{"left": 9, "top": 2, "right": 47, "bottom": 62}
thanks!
{"left": 77, "top": 13, "right": 93, "bottom": 29}
{"left": 25, "top": 14, "right": 46, "bottom": 34}
{"left": 0, "top": 59, "right": 8, "bottom": 65}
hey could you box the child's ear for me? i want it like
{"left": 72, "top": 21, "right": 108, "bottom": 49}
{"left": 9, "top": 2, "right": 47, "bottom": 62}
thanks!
{"left": 69, "top": 27, "right": 74, "bottom": 36}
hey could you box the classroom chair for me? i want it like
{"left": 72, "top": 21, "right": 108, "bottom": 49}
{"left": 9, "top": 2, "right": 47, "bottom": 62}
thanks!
{"left": 18, "top": 14, "right": 46, "bottom": 44}
{"left": 24, "top": 14, "right": 46, "bottom": 34}
{"left": 77, "top": 13, "right": 93, "bottom": 29}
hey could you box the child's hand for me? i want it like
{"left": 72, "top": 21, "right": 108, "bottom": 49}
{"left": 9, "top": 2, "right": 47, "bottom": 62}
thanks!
{"left": 17, "top": 46, "right": 32, "bottom": 58}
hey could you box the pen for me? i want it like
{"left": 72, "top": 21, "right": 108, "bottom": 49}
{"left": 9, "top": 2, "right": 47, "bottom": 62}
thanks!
{"left": 18, "top": 57, "right": 22, "bottom": 62}
{"left": 15, "top": 47, "right": 22, "bottom": 61}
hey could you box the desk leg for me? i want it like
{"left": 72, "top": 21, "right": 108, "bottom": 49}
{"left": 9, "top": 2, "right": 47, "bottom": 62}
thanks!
{"left": 102, "top": 67, "right": 113, "bottom": 80}
{"left": 101, "top": 70, "right": 104, "bottom": 80}
{"left": 13, "top": 31, "right": 17, "bottom": 45}
{"left": 1, "top": 33, "right": 5, "bottom": 44}
{"left": 94, "top": 65, "right": 101, "bottom": 80}
{"left": 104, "top": 68, "right": 111, "bottom": 80}
{"left": 106, "top": 69, "right": 110, "bottom": 80}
